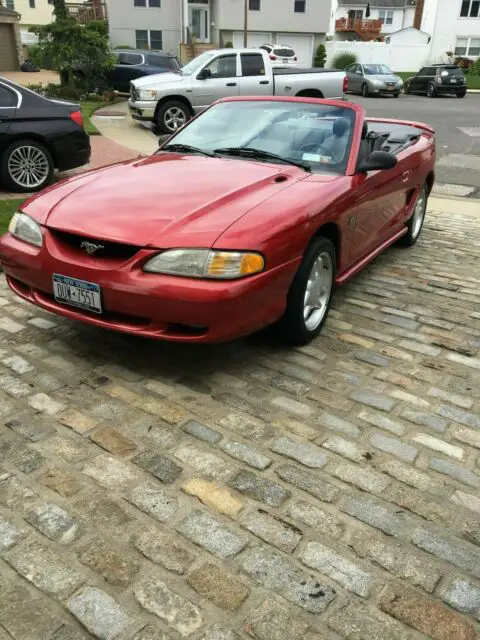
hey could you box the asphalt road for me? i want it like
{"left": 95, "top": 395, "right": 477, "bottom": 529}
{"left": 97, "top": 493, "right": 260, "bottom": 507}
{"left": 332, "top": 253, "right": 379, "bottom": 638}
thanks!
{"left": 347, "top": 92, "right": 480, "bottom": 194}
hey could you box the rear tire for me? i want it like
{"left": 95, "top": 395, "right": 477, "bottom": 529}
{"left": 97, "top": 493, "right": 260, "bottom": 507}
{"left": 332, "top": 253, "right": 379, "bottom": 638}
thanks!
{"left": 361, "top": 83, "right": 369, "bottom": 97}
{"left": 155, "top": 100, "right": 191, "bottom": 134}
{"left": 457, "top": 91, "right": 466, "bottom": 98}
{"left": 276, "top": 237, "right": 336, "bottom": 346}
{"left": 404, "top": 81, "right": 411, "bottom": 94}
{"left": 398, "top": 183, "right": 428, "bottom": 247}
{"left": 427, "top": 83, "right": 436, "bottom": 98}
{"left": 0, "top": 139, "right": 54, "bottom": 192}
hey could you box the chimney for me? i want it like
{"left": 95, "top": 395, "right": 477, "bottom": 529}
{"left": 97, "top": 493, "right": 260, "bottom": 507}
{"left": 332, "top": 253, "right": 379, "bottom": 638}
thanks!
{"left": 413, "top": 0, "right": 425, "bottom": 29}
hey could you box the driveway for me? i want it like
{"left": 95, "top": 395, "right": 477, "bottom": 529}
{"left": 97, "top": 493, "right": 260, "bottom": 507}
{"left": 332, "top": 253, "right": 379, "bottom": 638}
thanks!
{"left": 0, "top": 195, "right": 479, "bottom": 639}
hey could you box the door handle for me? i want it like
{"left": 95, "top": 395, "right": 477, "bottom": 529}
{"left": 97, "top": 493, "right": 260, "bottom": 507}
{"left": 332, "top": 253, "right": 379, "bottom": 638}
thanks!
{"left": 259, "top": 80, "right": 269, "bottom": 85}
{"left": 226, "top": 82, "right": 237, "bottom": 86}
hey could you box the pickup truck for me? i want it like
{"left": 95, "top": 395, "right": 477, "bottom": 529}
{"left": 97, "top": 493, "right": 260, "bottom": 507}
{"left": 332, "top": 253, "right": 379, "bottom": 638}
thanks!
{"left": 128, "top": 48, "right": 347, "bottom": 134}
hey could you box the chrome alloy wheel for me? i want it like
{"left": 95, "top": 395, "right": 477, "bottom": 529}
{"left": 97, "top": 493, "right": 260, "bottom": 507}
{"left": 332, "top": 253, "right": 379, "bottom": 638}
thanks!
{"left": 164, "top": 107, "right": 187, "bottom": 132}
{"left": 303, "top": 251, "right": 334, "bottom": 331}
{"left": 7, "top": 145, "right": 50, "bottom": 189}
{"left": 411, "top": 187, "right": 427, "bottom": 240}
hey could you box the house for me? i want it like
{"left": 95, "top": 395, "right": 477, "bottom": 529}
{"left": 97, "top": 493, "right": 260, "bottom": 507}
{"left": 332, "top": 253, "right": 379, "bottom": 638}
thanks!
{"left": 106, "top": 0, "right": 332, "bottom": 66}
{"left": 384, "top": 25, "right": 430, "bottom": 44}
{"left": 425, "top": 0, "right": 480, "bottom": 61}
{"left": 0, "top": 4, "right": 23, "bottom": 71}
{"left": 331, "top": 0, "right": 417, "bottom": 40}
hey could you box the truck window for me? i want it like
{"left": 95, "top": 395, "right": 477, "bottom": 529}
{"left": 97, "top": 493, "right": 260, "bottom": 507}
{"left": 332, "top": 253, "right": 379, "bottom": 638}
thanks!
{"left": 204, "top": 54, "right": 237, "bottom": 78}
{"left": 240, "top": 53, "right": 266, "bottom": 77}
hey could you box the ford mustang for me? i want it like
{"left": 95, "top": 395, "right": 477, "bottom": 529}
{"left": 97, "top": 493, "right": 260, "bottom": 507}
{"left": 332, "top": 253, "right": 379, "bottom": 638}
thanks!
{"left": 0, "top": 97, "right": 435, "bottom": 345}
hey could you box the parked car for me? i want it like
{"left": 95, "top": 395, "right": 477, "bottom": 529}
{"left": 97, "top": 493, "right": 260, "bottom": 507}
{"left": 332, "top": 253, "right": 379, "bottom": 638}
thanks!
{"left": 404, "top": 64, "right": 467, "bottom": 98}
{"left": 108, "top": 50, "right": 181, "bottom": 93}
{"left": 0, "top": 96, "right": 435, "bottom": 346}
{"left": 259, "top": 44, "right": 298, "bottom": 68}
{"left": 0, "top": 78, "right": 90, "bottom": 192}
{"left": 129, "top": 48, "right": 347, "bottom": 133}
{"left": 345, "top": 63, "right": 403, "bottom": 97}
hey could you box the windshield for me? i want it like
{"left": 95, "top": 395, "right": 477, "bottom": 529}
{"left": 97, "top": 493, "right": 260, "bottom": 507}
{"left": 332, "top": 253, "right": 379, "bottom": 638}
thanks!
{"left": 181, "top": 51, "right": 216, "bottom": 76}
{"left": 364, "top": 64, "right": 393, "bottom": 75}
{"left": 164, "top": 100, "right": 357, "bottom": 174}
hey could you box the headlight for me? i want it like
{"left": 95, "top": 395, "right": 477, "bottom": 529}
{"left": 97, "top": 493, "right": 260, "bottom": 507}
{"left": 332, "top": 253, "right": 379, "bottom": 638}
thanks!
{"left": 143, "top": 249, "right": 265, "bottom": 279}
{"left": 8, "top": 212, "right": 43, "bottom": 247}
{"left": 138, "top": 89, "right": 157, "bottom": 100}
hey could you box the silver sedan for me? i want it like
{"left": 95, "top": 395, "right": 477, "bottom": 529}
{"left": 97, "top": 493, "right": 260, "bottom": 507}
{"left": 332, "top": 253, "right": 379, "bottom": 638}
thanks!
{"left": 345, "top": 63, "right": 403, "bottom": 97}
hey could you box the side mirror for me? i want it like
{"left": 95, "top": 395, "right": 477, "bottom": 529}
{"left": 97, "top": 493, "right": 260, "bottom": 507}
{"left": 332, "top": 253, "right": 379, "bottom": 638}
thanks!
{"left": 197, "top": 68, "right": 212, "bottom": 80}
{"left": 357, "top": 150, "right": 397, "bottom": 173}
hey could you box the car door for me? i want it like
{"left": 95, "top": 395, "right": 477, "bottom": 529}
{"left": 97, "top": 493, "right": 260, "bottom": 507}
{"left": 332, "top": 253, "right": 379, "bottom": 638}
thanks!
{"left": 237, "top": 53, "right": 272, "bottom": 96}
{"left": 352, "top": 64, "right": 364, "bottom": 92}
{"left": 410, "top": 67, "right": 426, "bottom": 93}
{"left": 193, "top": 53, "right": 239, "bottom": 110}
{"left": 0, "top": 83, "right": 17, "bottom": 139}
{"left": 112, "top": 52, "right": 144, "bottom": 92}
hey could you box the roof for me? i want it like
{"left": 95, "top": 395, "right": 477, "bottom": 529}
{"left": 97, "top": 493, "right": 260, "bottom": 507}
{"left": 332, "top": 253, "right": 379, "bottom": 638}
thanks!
{"left": 114, "top": 49, "right": 173, "bottom": 57}
{"left": 388, "top": 26, "right": 430, "bottom": 35}
{"left": 0, "top": 6, "right": 20, "bottom": 17}
{"left": 337, "top": 0, "right": 415, "bottom": 7}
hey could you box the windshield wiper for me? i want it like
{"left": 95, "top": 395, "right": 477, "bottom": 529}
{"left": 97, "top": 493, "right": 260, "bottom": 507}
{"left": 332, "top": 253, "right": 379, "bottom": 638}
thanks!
{"left": 162, "top": 143, "right": 216, "bottom": 157}
{"left": 214, "top": 147, "right": 311, "bottom": 171}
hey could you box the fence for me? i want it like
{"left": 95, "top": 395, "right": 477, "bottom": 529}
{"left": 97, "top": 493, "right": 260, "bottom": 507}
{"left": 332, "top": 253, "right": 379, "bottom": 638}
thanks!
{"left": 326, "top": 40, "right": 430, "bottom": 72}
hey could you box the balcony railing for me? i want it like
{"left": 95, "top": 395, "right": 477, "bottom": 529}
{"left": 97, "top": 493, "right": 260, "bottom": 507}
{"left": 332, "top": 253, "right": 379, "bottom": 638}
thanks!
{"left": 67, "top": 2, "right": 107, "bottom": 24}
{"left": 335, "top": 18, "right": 383, "bottom": 33}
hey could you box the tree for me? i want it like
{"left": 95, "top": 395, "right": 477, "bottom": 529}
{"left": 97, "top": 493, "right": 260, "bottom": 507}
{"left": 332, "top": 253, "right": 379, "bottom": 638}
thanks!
{"left": 313, "top": 44, "right": 327, "bottom": 68}
{"left": 30, "top": 0, "right": 114, "bottom": 91}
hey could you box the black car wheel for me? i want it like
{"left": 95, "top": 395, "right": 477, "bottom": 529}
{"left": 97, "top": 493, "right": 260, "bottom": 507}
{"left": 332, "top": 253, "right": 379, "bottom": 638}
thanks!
{"left": 276, "top": 236, "right": 336, "bottom": 346}
{"left": 404, "top": 81, "right": 411, "bottom": 94}
{"left": 427, "top": 83, "right": 436, "bottom": 98}
{"left": 393, "top": 91, "right": 400, "bottom": 98}
{"left": 457, "top": 91, "right": 466, "bottom": 98}
{"left": 398, "top": 183, "right": 428, "bottom": 247}
{"left": 155, "top": 100, "right": 191, "bottom": 134}
{"left": 361, "top": 83, "right": 370, "bottom": 97}
{"left": 1, "top": 139, "right": 54, "bottom": 192}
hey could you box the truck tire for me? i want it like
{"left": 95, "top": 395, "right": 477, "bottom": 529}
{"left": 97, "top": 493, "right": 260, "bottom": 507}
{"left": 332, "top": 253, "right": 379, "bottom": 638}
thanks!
{"left": 155, "top": 101, "right": 191, "bottom": 134}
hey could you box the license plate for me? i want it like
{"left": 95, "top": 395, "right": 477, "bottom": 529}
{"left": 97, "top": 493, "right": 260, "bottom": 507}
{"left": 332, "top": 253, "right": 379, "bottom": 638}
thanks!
{"left": 283, "top": 59, "right": 289, "bottom": 63}
{"left": 53, "top": 274, "right": 102, "bottom": 314}
{"left": 450, "top": 79, "right": 457, "bottom": 83}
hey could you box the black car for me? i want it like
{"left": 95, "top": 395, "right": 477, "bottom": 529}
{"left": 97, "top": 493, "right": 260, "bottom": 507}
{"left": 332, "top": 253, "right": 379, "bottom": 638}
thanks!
{"left": 404, "top": 64, "right": 467, "bottom": 98}
{"left": 108, "top": 50, "right": 181, "bottom": 93}
{"left": 0, "top": 78, "right": 90, "bottom": 192}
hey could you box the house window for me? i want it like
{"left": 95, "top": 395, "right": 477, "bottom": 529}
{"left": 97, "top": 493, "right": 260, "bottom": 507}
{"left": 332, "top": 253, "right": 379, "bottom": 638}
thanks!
{"left": 455, "top": 36, "right": 480, "bottom": 55}
{"left": 348, "top": 9, "right": 363, "bottom": 19}
{"left": 134, "top": 0, "right": 161, "bottom": 6}
{"left": 378, "top": 10, "right": 394, "bottom": 24}
{"left": 460, "top": 0, "right": 480, "bottom": 16}
{"left": 135, "top": 29, "right": 163, "bottom": 50}
{"left": 5, "top": 0, "right": 15, "bottom": 8}
{"left": 29, "top": 0, "right": 35, "bottom": 7}
{"left": 249, "top": 0, "right": 261, "bottom": 11}
{"left": 294, "top": 0, "right": 306, "bottom": 12}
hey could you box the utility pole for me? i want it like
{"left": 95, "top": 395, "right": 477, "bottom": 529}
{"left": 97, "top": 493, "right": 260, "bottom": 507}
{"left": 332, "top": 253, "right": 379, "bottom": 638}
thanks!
{"left": 244, "top": 0, "right": 248, "bottom": 47}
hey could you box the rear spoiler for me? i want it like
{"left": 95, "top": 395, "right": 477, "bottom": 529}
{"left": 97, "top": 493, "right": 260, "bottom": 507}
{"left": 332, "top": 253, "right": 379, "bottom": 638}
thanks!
{"left": 366, "top": 117, "right": 435, "bottom": 135}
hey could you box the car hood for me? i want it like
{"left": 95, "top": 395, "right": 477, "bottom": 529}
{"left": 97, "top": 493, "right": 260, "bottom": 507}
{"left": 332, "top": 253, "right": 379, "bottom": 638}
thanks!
{"left": 368, "top": 74, "right": 401, "bottom": 84}
{"left": 27, "top": 154, "right": 307, "bottom": 248}
{"left": 132, "top": 72, "right": 187, "bottom": 88}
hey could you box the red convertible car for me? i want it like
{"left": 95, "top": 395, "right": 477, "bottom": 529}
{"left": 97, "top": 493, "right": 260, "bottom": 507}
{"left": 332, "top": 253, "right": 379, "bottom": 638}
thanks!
{"left": 0, "top": 97, "right": 435, "bottom": 345}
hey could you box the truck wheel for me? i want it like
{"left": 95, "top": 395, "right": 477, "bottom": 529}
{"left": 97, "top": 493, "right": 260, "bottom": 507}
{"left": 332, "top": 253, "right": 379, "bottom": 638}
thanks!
{"left": 275, "top": 237, "right": 336, "bottom": 346}
{"left": 155, "top": 101, "right": 190, "bottom": 134}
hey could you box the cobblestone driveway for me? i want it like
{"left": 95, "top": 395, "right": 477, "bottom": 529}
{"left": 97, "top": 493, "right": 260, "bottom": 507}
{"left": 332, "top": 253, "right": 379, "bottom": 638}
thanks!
{"left": 0, "top": 202, "right": 479, "bottom": 640}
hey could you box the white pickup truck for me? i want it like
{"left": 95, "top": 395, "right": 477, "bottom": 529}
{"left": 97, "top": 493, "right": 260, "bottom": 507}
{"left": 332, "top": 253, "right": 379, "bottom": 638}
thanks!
{"left": 128, "top": 48, "right": 347, "bottom": 134}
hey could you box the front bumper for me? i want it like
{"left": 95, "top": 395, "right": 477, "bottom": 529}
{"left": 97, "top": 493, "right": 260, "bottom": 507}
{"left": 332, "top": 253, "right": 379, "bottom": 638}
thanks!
{"left": 0, "top": 232, "right": 299, "bottom": 343}
{"left": 128, "top": 99, "right": 156, "bottom": 121}
{"left": 369, "top": 84, "right": 402, "bottom": 94}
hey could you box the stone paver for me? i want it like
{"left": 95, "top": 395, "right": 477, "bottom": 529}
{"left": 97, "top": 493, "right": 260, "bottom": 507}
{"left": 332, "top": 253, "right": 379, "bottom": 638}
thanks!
{"left": 0, "top": 201, "right": 479, "bottom": 637}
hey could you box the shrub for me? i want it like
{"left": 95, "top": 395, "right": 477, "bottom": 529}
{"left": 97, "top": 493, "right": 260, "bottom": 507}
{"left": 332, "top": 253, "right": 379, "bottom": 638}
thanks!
{"left": 332, "top": 52, "right": 357, "bottom": 70}
{"left": 114, "top": 45, "right": 134, "bottom": 49}
{"left": 224, "top": 41, "right": 234, "bottom": 48}
{"left": 455, "top": 56, "right": 474, "bottom": 69}
{"left": 465, "top": 58, "right": 480, "bottom": 75}
{"left": 313, "top": 44, "right": 327, "bottom": 68}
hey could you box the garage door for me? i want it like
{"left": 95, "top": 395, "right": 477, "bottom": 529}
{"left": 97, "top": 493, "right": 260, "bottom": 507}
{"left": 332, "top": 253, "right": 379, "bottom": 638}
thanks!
{"left": 0, "top": 24, "right": 17, "bottom": 72}
{"left": 277, "top": 34, "right": 314, "bottom": 68}
{"left": 233, "top": 32, "right": 272, "bottom": 49}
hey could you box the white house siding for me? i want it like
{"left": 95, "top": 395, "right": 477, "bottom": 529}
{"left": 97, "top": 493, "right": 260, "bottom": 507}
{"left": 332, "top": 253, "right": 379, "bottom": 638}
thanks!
{"left": 326, "top": 39, "right": 429, "bottom": 70}
{"left": 428, "top": 0, "right": 480, "bottom": 61}
{"left": 387, "top": 26, "right": 430, "bottom": 44}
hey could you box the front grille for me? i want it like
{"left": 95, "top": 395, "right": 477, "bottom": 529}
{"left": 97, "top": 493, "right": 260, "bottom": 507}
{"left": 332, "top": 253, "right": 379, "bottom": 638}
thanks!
{"left": 50, "top": 229, "right": 141, "bottom": 260}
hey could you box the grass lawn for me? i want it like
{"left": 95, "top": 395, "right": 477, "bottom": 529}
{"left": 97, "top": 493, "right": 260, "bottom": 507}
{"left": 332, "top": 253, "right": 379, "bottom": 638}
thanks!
{"left": 0, "top": 199, "right": 26, "bottom": 236}
{"left": 396, "top": 71, "right": 480, "bottom": 89}
{"left": 81, "top": 101, "right": 104, "bottom": 135}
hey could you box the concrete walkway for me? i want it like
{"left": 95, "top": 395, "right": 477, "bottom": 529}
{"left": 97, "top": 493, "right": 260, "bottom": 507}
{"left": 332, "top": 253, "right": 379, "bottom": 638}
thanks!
{"left": 92, "top": 100, "right": 158, "bottom": 156}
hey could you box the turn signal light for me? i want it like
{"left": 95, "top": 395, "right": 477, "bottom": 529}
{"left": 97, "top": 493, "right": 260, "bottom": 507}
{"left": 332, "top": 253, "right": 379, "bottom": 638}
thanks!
{"left": 69, "top": 111, "right": 84, "bottom": 128}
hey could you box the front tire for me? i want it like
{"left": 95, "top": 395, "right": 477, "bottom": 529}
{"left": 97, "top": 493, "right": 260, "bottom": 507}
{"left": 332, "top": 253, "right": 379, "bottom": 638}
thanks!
{"left": 155, "top": 100, "right": 190, "bottom": 134}
{"left": 427, "top": 83, "right": 436, "bottom": 98}
{"left": 398, "top": 183, "right": 428, "bottom": 247}
{"left": 0, "top": 139, "right": 54, "bottom": 192}
{"left": 276, "top": 237, "right": 336, "bottom": 346}
{"left": 393, "top": 91, "right": 400, "bottom": 98}
{"left": 361, "top": 83, "right": 369, "bottom": 97}
{"left": 404, "top": 81, "right": 411, "bottom": 94}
